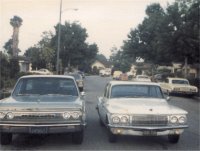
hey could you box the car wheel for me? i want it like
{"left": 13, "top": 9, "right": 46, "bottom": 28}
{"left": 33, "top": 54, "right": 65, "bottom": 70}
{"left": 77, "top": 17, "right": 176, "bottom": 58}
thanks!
{"left": 108, "top": 130, "right": 117, "bottom": 143}
{"left": 168, "top": 135, "right": 180, "bottom": 143}
{"left": 72, "top": 131, "right": 84, "bottom": 144}
{"left": 105, "top": 117, "right": 117, "bottom": 143}
{"left": 0, "top": 133, "right": 12, "bottom": 145}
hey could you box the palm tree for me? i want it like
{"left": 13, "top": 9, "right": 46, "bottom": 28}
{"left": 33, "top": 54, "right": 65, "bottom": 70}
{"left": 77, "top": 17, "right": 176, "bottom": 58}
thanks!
{"left": 10, "top": 16, "right": 23, "bottom": 57}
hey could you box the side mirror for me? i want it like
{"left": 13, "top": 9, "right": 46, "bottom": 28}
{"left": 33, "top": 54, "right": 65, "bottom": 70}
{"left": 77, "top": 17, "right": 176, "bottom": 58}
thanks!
{"left": 80, "top": 91, "right": 86, "bottom": 97}
{"left": 166, "top": 96, "right": 171, "bottom": 101}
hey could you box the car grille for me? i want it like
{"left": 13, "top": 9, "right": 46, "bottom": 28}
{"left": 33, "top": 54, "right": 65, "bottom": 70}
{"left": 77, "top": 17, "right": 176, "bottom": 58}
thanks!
{"left": 132, "top": 115, "right": 168, "bottom": 126}
{"left": 14, "top": 113, "right": 62, "bottom": 121}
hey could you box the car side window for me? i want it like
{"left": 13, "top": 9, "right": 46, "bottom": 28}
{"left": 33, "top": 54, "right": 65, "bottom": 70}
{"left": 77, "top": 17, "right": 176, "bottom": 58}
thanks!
{"left": 104, "top": 84, "right": 109, "bottom": 98}
{"left": 106, "top": 84, "right": 111, "bottom": 98}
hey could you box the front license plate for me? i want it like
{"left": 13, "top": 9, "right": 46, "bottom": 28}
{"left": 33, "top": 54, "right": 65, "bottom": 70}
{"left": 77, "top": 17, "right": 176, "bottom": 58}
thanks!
{"left": 143, "top": 130, "right": 157, "bottom": 136}
{"left": 30, "top": 127, "right": 48, "bottom": 134}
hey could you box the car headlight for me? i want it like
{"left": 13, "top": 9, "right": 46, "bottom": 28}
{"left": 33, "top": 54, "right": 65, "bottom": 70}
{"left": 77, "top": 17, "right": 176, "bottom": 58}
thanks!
{"left": 63, "top": 112, "right": 71, "bottom": 119}
{"left": 6, "top": 112, "right": 14, "bottom": 119}
{"left": 6, "top": 112, "right": 14, "bottom": 120}
{"left": 170, "top": 116, "right": 178, "bottom": 124}
{"left": 178, "top": 116, "right": 187, "bottom": 124}
{"left": 112, "top": 116, "right": 120, "bottom": 124}
{"left": 0, "top": 112, "right": 6, "bottom": 119}
{"left": 121, "top": 116, "right": 129, "bottom": 124}
{"left": 71, "top": 111, "right": 81, "bottom": 119}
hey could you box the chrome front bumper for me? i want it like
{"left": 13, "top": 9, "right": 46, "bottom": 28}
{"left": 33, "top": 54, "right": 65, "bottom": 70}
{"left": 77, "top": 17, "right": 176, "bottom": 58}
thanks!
{"left": 0, "top": 123, "right": 86, "bottom": 134}
{"left": 108, "top": 124, "right": 188, "bottom": 136}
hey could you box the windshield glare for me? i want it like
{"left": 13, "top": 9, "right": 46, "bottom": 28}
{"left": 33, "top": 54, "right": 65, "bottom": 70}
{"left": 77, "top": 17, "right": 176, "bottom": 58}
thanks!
{"left": 13, "top": 78, "right": 78, "bottom": 96}
{"left": 111, "top": 85, "right": 164, "bottom": 99}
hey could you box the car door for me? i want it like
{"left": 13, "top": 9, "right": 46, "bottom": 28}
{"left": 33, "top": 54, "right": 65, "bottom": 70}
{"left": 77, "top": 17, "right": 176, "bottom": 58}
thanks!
{"left": 98, "top": 83, "right": 110, "bottom": 124}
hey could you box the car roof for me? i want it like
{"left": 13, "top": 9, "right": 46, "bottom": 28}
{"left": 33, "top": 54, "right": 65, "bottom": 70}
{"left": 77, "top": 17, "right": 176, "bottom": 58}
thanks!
{"left": 109, "top": 80, "right": 160, "bottom": 86}
{"left": 167, "top": 77, "right": 188, "bottom": 81}
{"left": 20, "top": 75, "right": 75, "bottom": 79}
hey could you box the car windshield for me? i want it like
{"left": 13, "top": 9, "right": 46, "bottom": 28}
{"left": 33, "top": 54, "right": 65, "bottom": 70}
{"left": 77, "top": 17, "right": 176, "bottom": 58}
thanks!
{"left": 172, "top": 80, "right": 189, "bottom": 85}
{"left": 110, "top": 85, "right": 164, "bottom": 99}
{"left": 69, "top": 74, "right": 82, "bottom": 80}
{"left": 137, "top": 76, "right": 149, "bottom": 79}
{"left": 13, "top": 77, "right": 78, "bottom": 96}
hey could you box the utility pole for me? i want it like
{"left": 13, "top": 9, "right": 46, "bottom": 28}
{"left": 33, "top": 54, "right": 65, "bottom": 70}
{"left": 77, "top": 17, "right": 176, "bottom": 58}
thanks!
{"left": 56, "top": 0, "right": 62, "bottom": 74}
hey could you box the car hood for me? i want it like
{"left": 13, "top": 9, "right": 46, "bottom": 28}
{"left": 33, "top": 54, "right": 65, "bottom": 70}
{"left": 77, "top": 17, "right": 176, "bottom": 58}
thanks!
{"left": 106, "top": 98, "right": 187, "bottom": 115}
{"left": 0, "top": 95, "right": 83, "bottom": 112}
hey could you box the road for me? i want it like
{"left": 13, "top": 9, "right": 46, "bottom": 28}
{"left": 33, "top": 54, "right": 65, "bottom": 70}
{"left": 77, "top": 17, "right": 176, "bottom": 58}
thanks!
{"left": 0, "top": 76, "right": 199, "bottom": 150}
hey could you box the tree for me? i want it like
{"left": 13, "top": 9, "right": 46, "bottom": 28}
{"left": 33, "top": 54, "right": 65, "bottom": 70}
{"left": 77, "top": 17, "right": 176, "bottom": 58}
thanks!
{"left": 24, "top": 31, "right": 56, "bottom": 70}
{"left": 24, "top": 47, "right": 42, "bottom": 70}
{"left": 79, "top": 43, "right": 98, "bottom": 72}
{"left": 9, "top": 58, "right": 20, "bottom": 78}
{"left": 10, "top": 16, "right": 23, "bottom": 57}
{"left": 110, "top": 47, "right": 132, "bottom": 73}
{"left": 38, "top": 32, "right": 55, "bottom": 70}
{"left": 122, "top": 1, "right": 199, "bottom": 66}
{"left": 52, "top": 21, "right": 98, "bottom": 71}
{"left": 96, "top": 54, "right": 108, "bottom": 64}
{"left": 3, "top": 39, "right": 13, "bottom": 55}
{"left": 0, "top": 52, "right": 10, "bottom": 88}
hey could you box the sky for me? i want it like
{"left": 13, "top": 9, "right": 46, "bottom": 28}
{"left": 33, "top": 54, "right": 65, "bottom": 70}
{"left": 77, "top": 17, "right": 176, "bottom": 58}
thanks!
{"left": 0, "top": 0, "right": 175, "bottom": 58}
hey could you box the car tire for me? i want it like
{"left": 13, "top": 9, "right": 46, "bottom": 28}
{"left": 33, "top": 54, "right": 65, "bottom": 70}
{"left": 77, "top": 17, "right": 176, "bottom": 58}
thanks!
{"left": 108, "top": 130, "right": 117, "bottom": 143}
{"left": 72, "top": 131, "right": 84, "bottom": 144}
{"left": 0, "top": 133, "right": 12, "bottom": 145}
{"left": 168, "top": 135, "right": 180, "bottom": 143}
{"left": 105, "top": 117, "right": 117, "bottom": 142}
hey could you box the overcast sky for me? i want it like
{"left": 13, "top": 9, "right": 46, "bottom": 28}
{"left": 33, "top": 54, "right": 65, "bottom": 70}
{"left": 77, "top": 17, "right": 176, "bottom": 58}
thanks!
{"left": 1, "top": 0, "right": 175, "bottom": 58}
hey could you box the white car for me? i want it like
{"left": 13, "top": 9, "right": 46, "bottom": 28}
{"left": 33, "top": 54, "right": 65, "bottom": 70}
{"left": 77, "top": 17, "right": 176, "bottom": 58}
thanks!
{"left": 96, "top": 81, "right": 188, "bottom": 143}
{"left": 160, "top": 77, "right": 198, "bottom": 96}
{"left": 30, "top": 68, "right": 53, "bottom": 75}
{"left": 134, "top": 75, "right": 151, "bottom": 82}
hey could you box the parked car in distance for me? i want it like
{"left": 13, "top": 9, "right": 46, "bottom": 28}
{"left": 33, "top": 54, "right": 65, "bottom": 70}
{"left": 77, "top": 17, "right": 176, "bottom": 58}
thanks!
{"left": 96, "top": 81, "right": 188, "bottom": 143}
{"left": 29, "top": 68, "right": 53, "bottom": 75}
{"left": 113, "top": 71, "right": 122, "bottom": 80}
{"left": 119, "top": 73, "right": 128, "bottom": 81}
{"left": 99, "top": 68, "right": 111, "bottom": 77}
{"left": 77, "top": 71, "right": 85, "bottom": 79}
{"left": 151, "top": 74, "right": 163, "bottom": 82}
{"left": 0, "top": 75, "right": 86, "bottom": 145}
{"left": 64, "top": 72, "right": 84, "bottom": 92}
{"left": 134, "top": 75, "right": 151, "bottom": 82}
{"left": 160, "top": 77, "right": 198, "bottom": 96}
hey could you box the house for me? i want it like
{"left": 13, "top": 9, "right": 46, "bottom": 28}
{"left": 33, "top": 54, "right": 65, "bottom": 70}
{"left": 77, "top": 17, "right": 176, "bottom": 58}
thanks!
{"left": 91, "top": 60, "right": 106, "bottom": 70}
{"left": 182, "top": 64, "right": 200, "bottom": 78}
{"left": 18, "top": 56, "right": 31, "bottom": 72}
